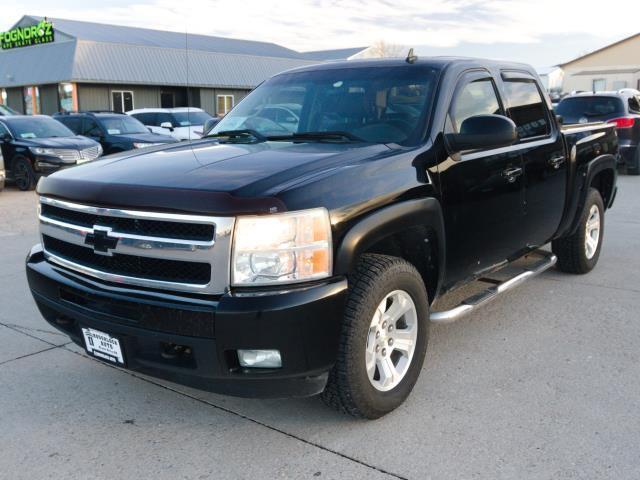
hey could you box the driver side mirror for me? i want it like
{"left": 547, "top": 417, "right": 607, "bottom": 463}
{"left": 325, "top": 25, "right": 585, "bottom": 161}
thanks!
{"left": 0, "top": 133, "right": 11, "bottom": 143}
{"left": 445, "top": 114, "right": 517, "bottom": 153}
{"left": 160, "top": 122, "right": 174, "bottom": 131}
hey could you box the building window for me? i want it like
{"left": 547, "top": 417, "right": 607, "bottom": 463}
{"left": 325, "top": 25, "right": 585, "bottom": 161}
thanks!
{"left": 58, "top": 83, "right": 75, "bottom": 112}
{"left": 216, "top": 94, "right": 234, "bottom": 116}
{"left": 112, "top": 90, "right": 134, "bottom": 113}
{"left": 23, "top": 86, "right": 40, "bottom": 115}
{"left": 160, "top": 92, "right": 175, "bottom": 108}
{"left": 0, "top": 88, "right": 6, "bottom": 105}
{"left": 592, "top": 79, "right": 606, "bottom": 91}
{"left": 612, "top": 80, "right": 627, "bottom": 90}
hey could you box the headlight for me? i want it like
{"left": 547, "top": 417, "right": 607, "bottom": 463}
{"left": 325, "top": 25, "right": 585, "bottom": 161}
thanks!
{"left": 232, "top": 208, "right": 332, "bottom": 286}
{"left": 133, "top": 142, "right": 164, "bottom": 149}
{"left": 30, "top": 147, "right": 60, "bottom": 156}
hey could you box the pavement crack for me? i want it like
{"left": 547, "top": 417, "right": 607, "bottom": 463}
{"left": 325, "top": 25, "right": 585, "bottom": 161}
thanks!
{"left": 0, "top": 344, "right": 63, "bottom": 367}
{"left": 0, "top": 321, "right": 65, "bottom": 347}
{"left": 62, "top": 344, "right": 409, "bottom": 480}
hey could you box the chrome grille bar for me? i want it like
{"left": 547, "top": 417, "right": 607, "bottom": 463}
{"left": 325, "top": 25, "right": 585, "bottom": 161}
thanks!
{"left": 39, "top": 196, "right": 235, "bottom": 294}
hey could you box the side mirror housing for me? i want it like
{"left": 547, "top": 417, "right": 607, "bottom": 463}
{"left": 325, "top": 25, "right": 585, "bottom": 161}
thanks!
{"left": 0, "top": 133, "right": 11, "bottom": 143}
{"left": 160, "top": 122, "right": 174, "bottom": 131}
{"left": 202, "top": 117, "right": 220, "bottom": 136}
{"left": 445, "top": 114, "right": 517, "bottom": 153}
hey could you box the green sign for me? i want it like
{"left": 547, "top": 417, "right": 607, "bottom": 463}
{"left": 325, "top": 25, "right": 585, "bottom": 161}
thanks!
{"left": 0, "top": 20, "right": 54, "bottom": 50}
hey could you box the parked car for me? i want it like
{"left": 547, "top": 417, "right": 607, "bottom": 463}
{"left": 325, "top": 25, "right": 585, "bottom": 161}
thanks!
{"left": 556, "top": 90, "right": 640, "bottom": 174}
{"left": 54, "top": 111, "right": 178, "bottom": 154}
{"left": 0, "top": 105, "right": 20, "bottom": 116}
{"left": 27, "top": 57, "right": 617, "bottom": 418}
{"left": 0, "top": 115, "right": 102, "bottom": 190}
{"left": 127, "top": 107, "right": 215, "bottom": 141}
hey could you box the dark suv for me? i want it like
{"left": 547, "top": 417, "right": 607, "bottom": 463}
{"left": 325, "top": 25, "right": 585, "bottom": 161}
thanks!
{"left": 556, "top": 90, "right": 640, "bottom": 174}
{"left": 54, "top": 112, "right": 178, "bottom": 155}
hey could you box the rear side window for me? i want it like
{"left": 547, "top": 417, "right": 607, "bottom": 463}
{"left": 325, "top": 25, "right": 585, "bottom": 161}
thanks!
{"left": 555, "top": 96, "right": 625, "bottom": 124}
{"left": 82, "top": 118, "right": 102, "bottom": 137}
{"left": 450, "top": 79, "right": 501, "bottom": 132}
{"left": 629, "top": 96, "right": 640, "bottom": 113}
{"left": 503, "top": 80, "right": 549, "bottom": 139}
{"left": 58, "top": 117, "right": 82, "bottom": 134}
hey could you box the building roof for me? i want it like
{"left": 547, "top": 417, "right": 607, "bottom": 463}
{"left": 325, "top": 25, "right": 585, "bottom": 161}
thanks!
{"left": 558, "top": 32, "right": 640, "bottom": 68}
{"left": 0, "top": 16, "right": 367, "bottom": 89}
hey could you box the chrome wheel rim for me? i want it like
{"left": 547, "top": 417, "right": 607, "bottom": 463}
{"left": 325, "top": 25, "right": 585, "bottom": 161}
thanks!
{"left": 585, "top": 205, "right": 601, "bottom": 260}
{"left": 365, "top": 290, "right": 418, "bottom": 392}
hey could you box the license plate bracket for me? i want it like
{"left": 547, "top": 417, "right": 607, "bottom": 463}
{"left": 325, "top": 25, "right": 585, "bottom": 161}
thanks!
{"left": 81, "top": 327, "right": 125, "bottom": 365}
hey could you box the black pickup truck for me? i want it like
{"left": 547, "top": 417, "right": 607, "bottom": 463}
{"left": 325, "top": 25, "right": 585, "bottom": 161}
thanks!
{"left": 26, "top": 57, "right": 618, "bottom": 419}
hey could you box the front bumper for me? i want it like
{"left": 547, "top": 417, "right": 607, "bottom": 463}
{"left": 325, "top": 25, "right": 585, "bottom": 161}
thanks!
{"left": 26, "top": 245, "right": 348, "bottom": 398}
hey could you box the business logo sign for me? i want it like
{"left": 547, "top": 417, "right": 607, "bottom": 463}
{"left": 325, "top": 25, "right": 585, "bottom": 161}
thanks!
{"left": 0, "top": 20, "right": 54, "bottom": 50}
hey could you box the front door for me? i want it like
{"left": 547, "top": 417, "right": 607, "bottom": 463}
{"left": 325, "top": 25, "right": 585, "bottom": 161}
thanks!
{"left": 439, "top": 71, "right": 526, "bottom": 289}
{"left": 0, "top": 122, "right": 15, "bottom": 170}
{"left": 500, "top": 73, "right": 567, "bottom": 247}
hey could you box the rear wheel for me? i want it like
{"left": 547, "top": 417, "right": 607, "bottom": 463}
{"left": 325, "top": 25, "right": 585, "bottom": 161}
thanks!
{"left": 322, "top": 254, "right": 429, "bottom": 419}
{"left": 552, "top": 187, "right": 604, "bottom": 274}
{"left": 13, "top": 156, "right": 36, "bottom": 191}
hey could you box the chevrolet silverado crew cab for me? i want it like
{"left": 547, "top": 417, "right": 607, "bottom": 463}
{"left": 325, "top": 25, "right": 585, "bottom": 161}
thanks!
{"left": 27, "top": 57, "right": 618, "bottom": 419}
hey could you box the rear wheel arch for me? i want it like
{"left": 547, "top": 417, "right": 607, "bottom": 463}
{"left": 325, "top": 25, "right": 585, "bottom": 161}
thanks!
{"left": 334, "top": 198, "right": 446, "bottom": 303}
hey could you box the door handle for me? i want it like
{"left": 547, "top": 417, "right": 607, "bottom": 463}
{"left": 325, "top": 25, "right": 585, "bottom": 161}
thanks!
{"left": 549, "top": 156, "right": 565, "bottom": 169}
{"left": 502, "top": 166, "right": 523, "bottom": 183}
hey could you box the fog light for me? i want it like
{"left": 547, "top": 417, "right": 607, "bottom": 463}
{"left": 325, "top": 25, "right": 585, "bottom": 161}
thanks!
{"left": 237, "top": 349, "right": 282, "bottom": 368}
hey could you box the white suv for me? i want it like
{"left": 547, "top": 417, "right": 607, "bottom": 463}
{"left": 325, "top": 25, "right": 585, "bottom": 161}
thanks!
{"left": 127, "top": 107, "right": 215, "bottom": 141}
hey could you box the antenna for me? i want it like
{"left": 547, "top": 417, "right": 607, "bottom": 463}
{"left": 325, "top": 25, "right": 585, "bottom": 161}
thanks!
{"left": 406, "top": 48, "right": 418, "bottom": 64}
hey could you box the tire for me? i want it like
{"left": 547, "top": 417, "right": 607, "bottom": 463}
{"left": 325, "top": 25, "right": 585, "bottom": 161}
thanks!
{"left": 12, "top": 156, "right": 36, "bottom": 191}
{"left": 322, "top": 254, "right": 430, "bottom": 419}
{"left": 627, "top": 148, "right": 640, "bottom": 175}
{"left": 552, "top": 187, "right": 604, "bottom": 274}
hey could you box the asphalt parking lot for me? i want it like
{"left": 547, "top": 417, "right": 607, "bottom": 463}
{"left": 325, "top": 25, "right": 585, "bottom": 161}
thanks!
{"left": 1, "top": 177, "right": 639, "bottom": 480}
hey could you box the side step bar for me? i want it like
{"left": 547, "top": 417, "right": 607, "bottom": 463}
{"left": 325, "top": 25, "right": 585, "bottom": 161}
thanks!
{"left": 430, "top": 251, "right": 557, "bottom": 324}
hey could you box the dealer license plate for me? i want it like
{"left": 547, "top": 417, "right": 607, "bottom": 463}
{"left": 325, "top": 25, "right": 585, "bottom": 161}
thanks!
{"left": 82, "top": 327, "right": 125, "bottom": 365}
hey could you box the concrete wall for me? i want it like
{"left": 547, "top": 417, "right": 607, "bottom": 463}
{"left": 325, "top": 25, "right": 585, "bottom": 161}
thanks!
{"left": 5, "top": 88, "right": 24, "bottom": 114}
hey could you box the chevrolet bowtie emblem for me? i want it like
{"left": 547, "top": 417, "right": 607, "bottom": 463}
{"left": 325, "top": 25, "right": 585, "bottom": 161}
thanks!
{"left": 85, "top": 227, "right": 119, "bottom": 255}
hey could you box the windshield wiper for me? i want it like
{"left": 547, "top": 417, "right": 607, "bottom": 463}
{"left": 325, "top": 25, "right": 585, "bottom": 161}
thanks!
{"left": 267, "top": 131, "right": 364, "bottom": 143}
{"left": 206, "top": 129, "right": 267, "bottom": 142}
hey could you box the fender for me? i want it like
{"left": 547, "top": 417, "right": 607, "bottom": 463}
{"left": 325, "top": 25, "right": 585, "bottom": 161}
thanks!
{"left": 334, "top": 197, "right": 446, "bottom": 298}
{"left": 566, "top": 153, "right": 617, "bottom": 236}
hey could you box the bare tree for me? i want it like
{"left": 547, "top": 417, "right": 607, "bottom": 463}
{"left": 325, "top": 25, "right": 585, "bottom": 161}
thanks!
{"left": 361, "top": 40, "right": 405, "bottom": 58}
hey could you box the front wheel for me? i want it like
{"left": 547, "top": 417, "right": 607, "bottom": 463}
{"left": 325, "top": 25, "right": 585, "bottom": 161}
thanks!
{"left": 552, "top": 187, "right": 604, "bottom": 274}
{"left": 322, "top": 254, "right": 429, "bottom": 419}
{"left": 13, "top": 156, "right": 36, "bottom": 191}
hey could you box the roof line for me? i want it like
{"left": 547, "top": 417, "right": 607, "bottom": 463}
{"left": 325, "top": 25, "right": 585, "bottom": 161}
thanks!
{"left": 74, "top": 39, "right": 321, "bottom": 64}
{"left": 558, "top": 31, "right": 640, "bottom": 67}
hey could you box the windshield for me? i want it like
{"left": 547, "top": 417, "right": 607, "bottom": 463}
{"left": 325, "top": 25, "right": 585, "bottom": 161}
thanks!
{"left": 6, "top": 116, "right": 74, "bottom": 139}
{"left": 556, "top": 96, "right": 625, "bottom": 123}
{"left": 101, "top": 116, "right": 149, "bottom": 135}
{"left": 211, "top": 65, "right": 439, "bottom": 145}
{"left": 171, "top": 111, "right": 213, "bottom": 127}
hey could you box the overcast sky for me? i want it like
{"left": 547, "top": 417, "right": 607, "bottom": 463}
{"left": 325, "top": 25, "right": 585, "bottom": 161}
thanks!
{"left": 2, "top": 0, "right": 637, "bottom": 68}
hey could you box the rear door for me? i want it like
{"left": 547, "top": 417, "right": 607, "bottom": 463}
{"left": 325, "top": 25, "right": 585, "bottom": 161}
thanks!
{"left": 439, "top": 70, "right": 526, "bottom": 288}
{"left": 500, "top": 72, "right": 567, "bottom": 247}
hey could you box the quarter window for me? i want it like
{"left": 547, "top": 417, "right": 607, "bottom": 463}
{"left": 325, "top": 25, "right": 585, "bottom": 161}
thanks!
{"left": 451, "top": 79, "right": 501, "bottom": 132}
{"left": 112, "top": 91, "right": 134, "bottom": 113}
{"left": 503, "top": 80, "right": 549, "bottom": 139}
{"left": 216, "top": 95, "right": 234, "bottom": 116}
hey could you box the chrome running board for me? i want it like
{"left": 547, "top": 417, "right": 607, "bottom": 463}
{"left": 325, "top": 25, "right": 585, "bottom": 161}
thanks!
{"left": 430, "top": 250, "right": 557, "bottom": 324}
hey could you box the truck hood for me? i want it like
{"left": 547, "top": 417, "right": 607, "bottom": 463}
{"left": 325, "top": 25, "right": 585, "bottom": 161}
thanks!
{"left": 38, "top": 139, "right": 390, "bottom": 215}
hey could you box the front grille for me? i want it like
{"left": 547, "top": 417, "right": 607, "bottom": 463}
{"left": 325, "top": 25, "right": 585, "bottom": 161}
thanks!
{"left": 80, "top": 146, "right": 101, "bottom": 162}
{"left": 44, "top": 235, "right": 211, "bottom": 284}
{"left": 38, "top": 196, "right": 235, "bottom": 294}
{"left": 41, "top": 204, "right": 215, "bottom": 241}
{"left": 54, "top": 149, "right": 82, "bottom": 163}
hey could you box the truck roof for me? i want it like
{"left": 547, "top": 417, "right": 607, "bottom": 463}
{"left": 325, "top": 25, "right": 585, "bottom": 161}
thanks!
{"left": 280, "top": 56, "right": 537, "bottom": 76}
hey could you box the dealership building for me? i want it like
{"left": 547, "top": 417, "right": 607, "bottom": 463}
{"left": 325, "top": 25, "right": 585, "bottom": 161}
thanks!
{"left": 0, "top": 16, "right": 365, "bottom": 116}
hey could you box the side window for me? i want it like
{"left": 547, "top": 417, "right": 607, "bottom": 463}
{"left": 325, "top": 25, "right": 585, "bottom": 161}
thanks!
{"left": 503, "top": 80, "right": 550, "bottom": 139}
{"left": 450, "top": 79, "right": 501, "bottom": 132}
{"left": 82, "top": 118, "right": 102, "bottom": 137}
{"left": 0, "top": 122, "right": 10, "bottom": 137}
{"left": 157, "top": 112, "right": 173, "bottom": 127}
{"left": 628, "top": 96, "right": 640, "bottom": 113}
{"left": 59, "top": 117, "right": 82, "bottom": 134}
